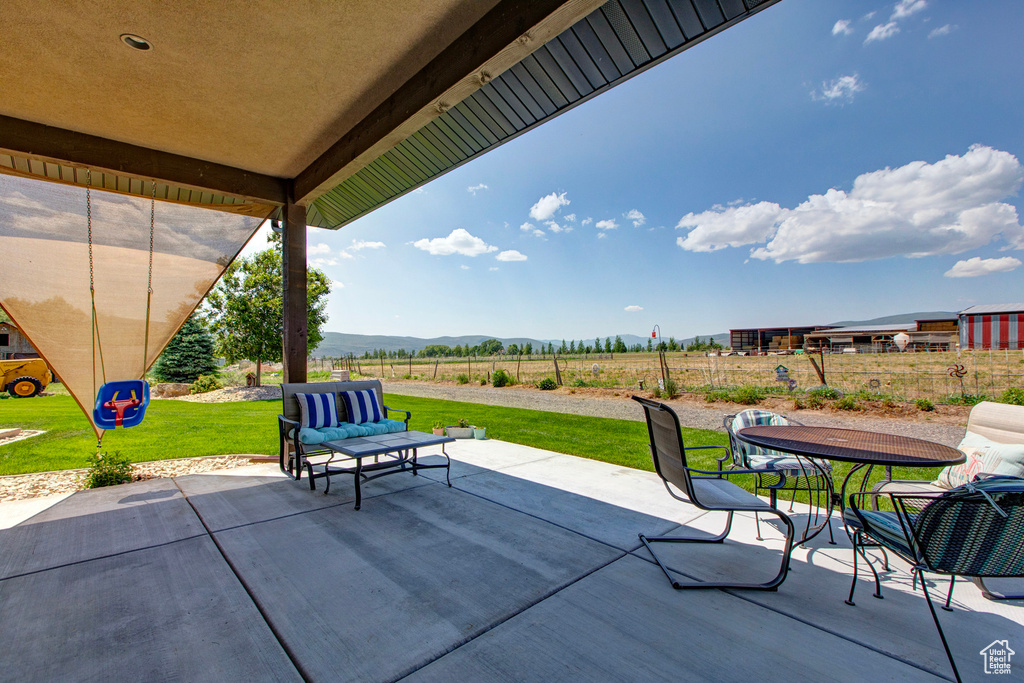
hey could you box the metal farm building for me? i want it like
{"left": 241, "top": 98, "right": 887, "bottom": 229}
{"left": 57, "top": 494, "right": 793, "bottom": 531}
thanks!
{"left": 959, "top": 304, "right": 1024, "bottom": 350}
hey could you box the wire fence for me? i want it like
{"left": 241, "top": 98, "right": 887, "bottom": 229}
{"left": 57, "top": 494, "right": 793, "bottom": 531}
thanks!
{"left": 310, "top": 349, "right": 1024, "bottom": 403}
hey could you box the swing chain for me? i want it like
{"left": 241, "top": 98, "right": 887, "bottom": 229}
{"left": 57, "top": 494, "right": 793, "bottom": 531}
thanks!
{"left": 148, "top": 181, "right": 155, "bottom": 295}
{"left": 86, "top": 169, "right": 94, "bottom": 293}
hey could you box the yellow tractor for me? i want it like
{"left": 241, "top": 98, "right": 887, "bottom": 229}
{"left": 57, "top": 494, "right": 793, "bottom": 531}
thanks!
{"left": 1, "top": 358, "right": 52, "bottom": 398}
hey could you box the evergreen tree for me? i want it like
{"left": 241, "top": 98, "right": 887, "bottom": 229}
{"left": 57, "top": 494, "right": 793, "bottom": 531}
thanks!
{"left": 524, "top": 342, "right": 533, "bottom": 355}
{"left": 153, "top": 315, "right": 218, "bottom": 383}
{"left": 613, "top": 335, "right": 627, "bottom": 353}
{"left": 604, "top": 337, "right": 612, "bottom": 353}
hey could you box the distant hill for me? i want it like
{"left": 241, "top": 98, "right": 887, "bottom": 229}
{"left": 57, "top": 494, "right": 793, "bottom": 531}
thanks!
{"left": 313, "top": 333, "right": 555, "bottom": 357}
{"left": 312, "top": 312, "right": 951, "bottom": 356}
{"left": 828, "top": 311, "right": 957, "bottom": 327}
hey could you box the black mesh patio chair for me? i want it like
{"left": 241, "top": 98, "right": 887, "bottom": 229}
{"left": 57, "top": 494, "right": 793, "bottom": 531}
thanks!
{"left": 633, "top": 396, "right": 795, "bottom": 591}
{"left": 844, "top": 476, "right": 1024, "bottom": 683}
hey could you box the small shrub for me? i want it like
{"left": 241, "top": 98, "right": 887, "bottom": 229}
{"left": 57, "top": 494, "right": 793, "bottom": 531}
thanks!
{"left": 834, "top": 396, "right": 862, "bottom": 411}
{"left": 791, "top": 397, "right": 805, "bottom": 410}
{"left": 479, "top": 377, "right": 487, "bottom": 385}
{"left": 84, "top": 451, "right": 133, "bottom": 488}
{"left": 807, "top": 385, "right": 841, "bottom": 400}
{"left": 492, "top": 369, "right": 514, "bottom": 388}
{"left": 663, "top": 379, "right": 678, "bottom": 399}
{"left": 537, "top": 378, "right": 557, "bottom": 390}
{"left": 456, "top": 418, "right": 470, "bottom": 429}
{"left": 652, "top": 386, "right": 662, "bottom": 398}
{"left": 401, "top": 373, "right": 412, "bottom": 380}
{"left": 731, "top": 385, "right": 765, "bottom": 405}
{"left": 571, "top": 378, "right": 589, "bottom": 388}
{"left": 915, "top": 398, "right": 935, "bottom": 412}
{"left": 456, "top": 374, "right": 469, "bottom": 385}
{"left": 805, "top": 394, "right": 826, "bottom": 410}
{"left": 704, "top": 389, "right": 729, "bottom": 403}
{"left": 880, "top": 396, "right": 897, "bottom": 409}
{"left": 948, "top": 393, "right": 986, "bottom": 406}
{"left": 190, "top": 374, "right": 223, "bottom": 394}
{"left": 998, "top": 387, "right": 1024, "bottom": 406}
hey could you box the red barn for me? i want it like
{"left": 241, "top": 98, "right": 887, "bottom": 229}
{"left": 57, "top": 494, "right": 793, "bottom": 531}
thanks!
{"left": 959, "top": 304, "right": 1024, "bottom": 350}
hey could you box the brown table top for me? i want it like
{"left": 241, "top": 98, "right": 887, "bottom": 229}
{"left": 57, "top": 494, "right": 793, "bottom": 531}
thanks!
{"left": 737, "top": 425, "right": 965, "bottom": 467}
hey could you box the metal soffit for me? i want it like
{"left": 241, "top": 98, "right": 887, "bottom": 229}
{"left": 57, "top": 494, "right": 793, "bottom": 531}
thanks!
{"left": 309, "top": 0, "right": 776, "bottom": 229}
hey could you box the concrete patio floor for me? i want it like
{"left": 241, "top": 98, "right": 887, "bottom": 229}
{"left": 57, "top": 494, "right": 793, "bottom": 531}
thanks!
{"left": 1, "top": 440, "right": 1021, "bottom": 682}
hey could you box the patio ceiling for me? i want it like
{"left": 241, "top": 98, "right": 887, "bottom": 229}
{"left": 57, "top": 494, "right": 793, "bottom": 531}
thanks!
{"left": 0, "top": 0, "right": 778, "bottom": 228}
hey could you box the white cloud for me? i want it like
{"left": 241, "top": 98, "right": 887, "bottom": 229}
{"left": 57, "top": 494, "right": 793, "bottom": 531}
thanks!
{"left": 311, "top": 257, "right": 339, "bottom": 267}
{"left": 813, "top": 74, "right": 865, "bottom": 104}
{"left": 677, "top": 202, "right": 781, "bottom": 252}
{"left": 891, "top": 0, "right": 926, "bottom": 21}
{"left": 944, "top": 256, "right": 1022, "bottom": 278}
{"left": 308, "top": 243, "right": 331, "bottom": 255}
{"left": 546, "top": 220, "right": 572, "bottom": 234}
{"left": 467, "top": 183, "right": 489, "bottom": 195}
{"left": 624, "top": 305, "right": 643, "bottom": 312}
{"left": 520, "top": 221, "right": 546, "bottom": 238}
{"left": 865, "top": 22, "right": 900, "bottom": 43}
{"left": 460, "top": 265, "right": 471, "bottom": 270}
{"left": 928, "top": 24, "right": 955, "bottom": 38}
{"left": 489, "top": 267, "right": 499, "bottom": 271}
{"left": 595, "top": 219, "right": 618, "bottom": 231}
{"left": 676, "top": 145, "right": 1024, "bottom": 264}
{"left": 581, "top": 217, "right": 593, "bottom": 226}
{"left": 625, "top": 209, "right": 646, "bottom": 227}
{"left": 564, "top": 213, "right": 577, "bottom": 222}
{"left": 331, "top": 280, "right": 345, "bottom": 289}
{"left": 496, "top": 250, "right": 527, "bottom": 262}
{"left": 412, "top": 228, "right": 498, "bottom": 257}
{"left": 350, "top": 239, "right": 385, "bottom": 250}
{"left": 529, "top": 192, "right": 570, "bottom": 221}
{"left": 832, "top": 19, "right": 853, "bottom": 36}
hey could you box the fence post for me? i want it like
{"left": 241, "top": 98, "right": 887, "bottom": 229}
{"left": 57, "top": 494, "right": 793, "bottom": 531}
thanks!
{"left": 553, "top": 356, "right": 563, "bottom": 385}
{"left": 516, "top": 354, "right": 522, "bottom": 381}
{"left": 433, "top": 359, "right": 438, "bottom": 379}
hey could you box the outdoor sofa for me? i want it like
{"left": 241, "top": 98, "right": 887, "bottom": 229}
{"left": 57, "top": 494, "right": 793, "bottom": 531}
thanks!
{"left": 278, "top": 379, "right": 410, "bottom": 481}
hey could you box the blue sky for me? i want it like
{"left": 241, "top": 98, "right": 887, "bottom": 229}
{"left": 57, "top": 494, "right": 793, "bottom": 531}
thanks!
{"left": 244, "top": 0, "right": 1024, "bottom": 341}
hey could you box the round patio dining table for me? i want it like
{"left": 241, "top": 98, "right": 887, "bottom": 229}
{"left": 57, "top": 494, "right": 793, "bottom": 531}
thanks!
{"left": 736, "top": 425, "right": 965, "bottom": 509}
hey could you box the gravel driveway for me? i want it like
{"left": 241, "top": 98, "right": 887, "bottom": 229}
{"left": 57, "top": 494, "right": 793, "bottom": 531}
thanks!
{"left": 382, "top": 381, "right": 968, "bottom": 448}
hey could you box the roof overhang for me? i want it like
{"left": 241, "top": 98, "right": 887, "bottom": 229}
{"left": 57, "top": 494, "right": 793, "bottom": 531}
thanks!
{"left": 0, "top": 0, "right": 779, "bottom": 228}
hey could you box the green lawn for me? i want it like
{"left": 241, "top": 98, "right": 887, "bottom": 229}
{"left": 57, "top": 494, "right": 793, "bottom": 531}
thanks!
{"left": 0, "top": 394, "right": 940, "bottom": 501}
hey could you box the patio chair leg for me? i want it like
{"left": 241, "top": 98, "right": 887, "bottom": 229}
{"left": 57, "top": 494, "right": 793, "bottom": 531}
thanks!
{"left": 639, "top": 509, "right": 795, "bottom": 591}
{"left": 846, "top": 532, "right": 860, "bottom": 606}
{"left": 943, "top": 575, "right": 955, "bottom": 612}
{"left": 920, "top": 575, "right": 962, "bottom": 683}
{"left": 972, "top": 576, "right": 1024, "bottom": 601}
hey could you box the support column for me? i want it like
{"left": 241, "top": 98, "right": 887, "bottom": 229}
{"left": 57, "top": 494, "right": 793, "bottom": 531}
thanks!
{"left": 282, "top": 200, "right": 307, "bottom": 383}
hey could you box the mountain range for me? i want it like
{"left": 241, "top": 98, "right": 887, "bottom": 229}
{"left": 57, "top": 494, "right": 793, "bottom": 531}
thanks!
{"left": 312, "top": 311, "right": 957, "bottom": 356}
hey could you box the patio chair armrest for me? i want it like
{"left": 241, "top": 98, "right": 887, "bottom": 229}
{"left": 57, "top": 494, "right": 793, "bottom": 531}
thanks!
{"left": 384, "top": 406, "right": 411, "bottom": 427}
{"left": 689, "top": 466, "right": 764, "bottom": 477}
{"left": 278, "top": 415, "right": 304, "bottom": 460}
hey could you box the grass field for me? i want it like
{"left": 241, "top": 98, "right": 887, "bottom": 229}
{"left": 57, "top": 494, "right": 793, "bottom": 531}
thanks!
{"left": 337, "top": 349, "right": 1024, "bottom": 403}
{"left": 0, "top": 394, "right": 940, "bottom": 501}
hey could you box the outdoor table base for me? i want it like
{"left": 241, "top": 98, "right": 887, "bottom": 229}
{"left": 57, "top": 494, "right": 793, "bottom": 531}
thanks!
{"left": 306, "top": 431, "right": 455, "bottom": 510}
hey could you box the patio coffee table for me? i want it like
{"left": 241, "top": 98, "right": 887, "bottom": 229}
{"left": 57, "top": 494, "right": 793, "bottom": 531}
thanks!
{"left": 307, "top": 430, "right": 455, "bottom": 509}
{"left": 737, "top": 425, "right": 965, "bottom": 509}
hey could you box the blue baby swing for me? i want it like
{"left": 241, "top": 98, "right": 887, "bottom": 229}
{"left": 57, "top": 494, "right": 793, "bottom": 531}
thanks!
{"left": 89, "top": 173, "right": 153, "bottom": 437}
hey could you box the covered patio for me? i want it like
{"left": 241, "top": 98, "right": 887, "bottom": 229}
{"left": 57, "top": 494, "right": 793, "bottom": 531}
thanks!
{"left": 1, "top": 439, "right": 1017, "bottom": 681}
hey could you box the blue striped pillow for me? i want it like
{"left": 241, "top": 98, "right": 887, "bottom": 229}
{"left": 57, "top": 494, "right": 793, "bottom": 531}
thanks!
{"left": 295, "top": 392, "right": 339, "bottom": 429}
{"left": 339, "top": 389, "right": 383, "bottom": 425}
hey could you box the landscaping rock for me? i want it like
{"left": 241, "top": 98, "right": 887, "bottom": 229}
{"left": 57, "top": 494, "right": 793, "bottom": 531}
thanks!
{"left": 153, "top": 382, "right": 191, "bottom": 398}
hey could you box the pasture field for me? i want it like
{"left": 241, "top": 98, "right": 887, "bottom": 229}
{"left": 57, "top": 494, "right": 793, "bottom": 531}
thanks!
{"left": 337, "top": 349, "right": 1024, "bottom": 403}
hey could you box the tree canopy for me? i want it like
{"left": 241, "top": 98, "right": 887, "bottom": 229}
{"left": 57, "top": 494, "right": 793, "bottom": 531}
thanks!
{"left": 152, "top": 315, "right": 218, "bottom": 383}
{"left": 204, "top": 246, "right": 330, "bottom": 385}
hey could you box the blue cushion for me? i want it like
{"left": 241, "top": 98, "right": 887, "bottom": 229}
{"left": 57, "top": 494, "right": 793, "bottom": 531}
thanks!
{"left": 295, "top": 392, "right": 339, "bottom": 429}
{"left": 299, "top": 419, "right": 406, "bottom": 445}
{"left": 843, "top": 508, "right": 914, "bottom": 556}
{"left": 339, "top": 390, "right": 383, "bottom": 425}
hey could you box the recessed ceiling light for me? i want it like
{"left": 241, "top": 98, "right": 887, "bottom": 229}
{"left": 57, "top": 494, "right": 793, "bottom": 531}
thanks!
{"left": 120, "top": 34, "right": 152, "bottom": 51}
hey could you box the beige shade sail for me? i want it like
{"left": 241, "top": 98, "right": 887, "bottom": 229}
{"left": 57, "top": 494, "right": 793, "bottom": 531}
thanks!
{"left": 0, "top": 174, "right": 264, "bottom": 437}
